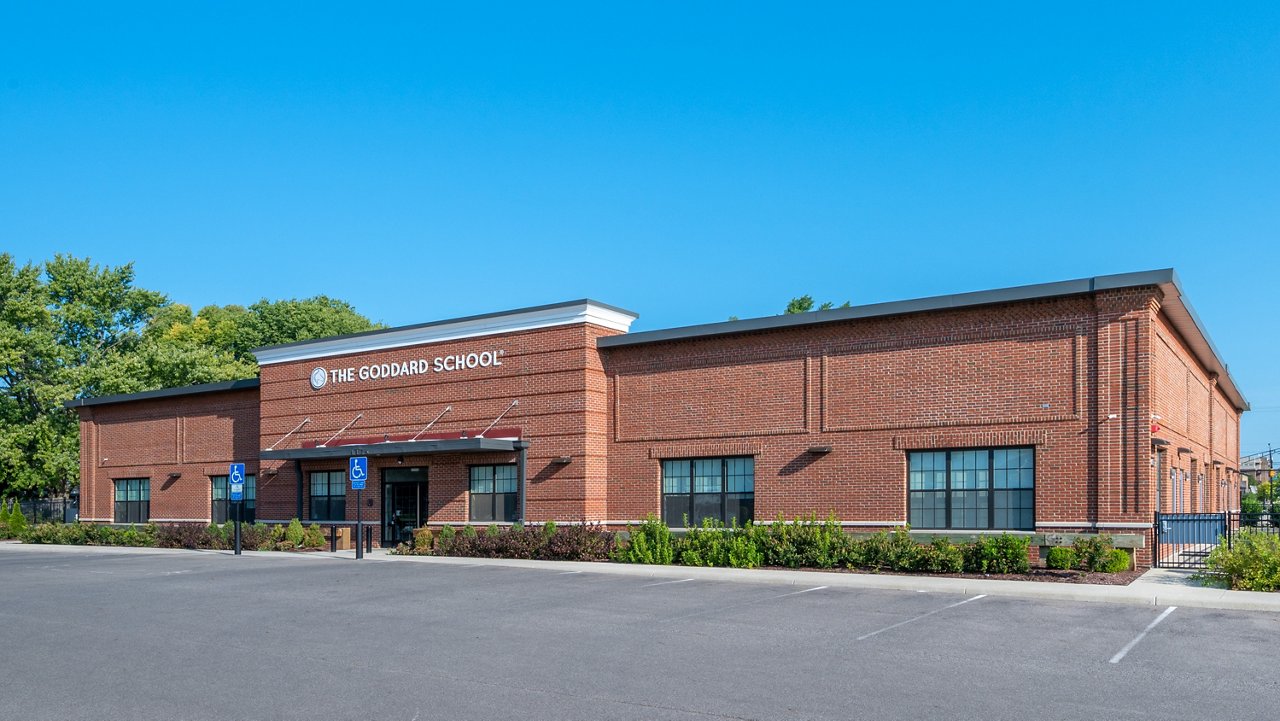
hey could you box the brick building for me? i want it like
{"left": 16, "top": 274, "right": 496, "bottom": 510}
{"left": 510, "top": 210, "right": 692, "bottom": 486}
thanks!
{"left": 66, "top": 269, "right": 1247, "bottom": 566}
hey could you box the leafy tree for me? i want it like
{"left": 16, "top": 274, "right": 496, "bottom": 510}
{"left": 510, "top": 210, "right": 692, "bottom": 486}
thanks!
{"left": 784, "top": 295, "right": 851, "bottom": 314}
{"left": 0, "top": 254, "right": 165, "bottom": 497}
{"left": 0, "top": 253, "right": 381, "bottom": 498}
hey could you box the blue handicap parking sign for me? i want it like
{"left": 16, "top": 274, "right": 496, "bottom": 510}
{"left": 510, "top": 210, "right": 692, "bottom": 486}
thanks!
{"left": 229, "top": 463, "right": 246, "bottom": 501}
{"left": 349, "top": 456, "right": 367, "bottom": 490}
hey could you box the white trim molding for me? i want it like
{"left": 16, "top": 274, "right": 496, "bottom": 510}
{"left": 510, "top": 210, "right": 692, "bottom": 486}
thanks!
{"left": 255, "top": 301, "right": 638, "bottom": 365}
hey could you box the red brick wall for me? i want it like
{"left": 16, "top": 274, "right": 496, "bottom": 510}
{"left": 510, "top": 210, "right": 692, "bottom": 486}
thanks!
{"left": 75, "top": 389, "right": 259, "bottom": 523}
{"left": 256, "top": 323, "right": 623, "bottom": 526}
{"left": 602, "top": 289, "right": 1171, "bottom": 563}
{"left": 1149, "top": 307, "right": 1242, "bottom": 514}
{"left": 74, "top": 284, "right": 1243, "bottom": 568}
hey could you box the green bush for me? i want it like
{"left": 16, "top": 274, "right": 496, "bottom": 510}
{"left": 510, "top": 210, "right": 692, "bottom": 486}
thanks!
{"left": 461, "top": 524, "right": 478, "bottom": 539}
{"left": 860, "top": 529, "right": 923, "bottom": 571}
{"left": 542, "top": 520, "right": 557, "bottom": 539}
{"left": 614, "top": 514, "right": 675, "bottom": 564}
{"left": 0, "top": 499, "right": 10, "bottom": 538}
{"left": 1198, "top": 530, "right": 1280, "bottom": 591}
{"left": 439, "top": 525, "right": 456, "bottom": 542}
{"left": 1100, "top": 548, "right": 1131, "bottom": 573}
{"left": 485, "top": 524, "right": 501, "bottom": 538}
{"left": 916, "top": 538, "right": 964, "bottom": 573}
{"left": 1071, "top": 535, "right": 1115, "bottom": 571}
{"left": 1241, "top": 493, "right": 1264, "bottom": 515}
{"left": 1044, "top": 546, "right": 1077, "bottom": 570}
{"left": 963, "top": 534, "right": 1029, "bottom": 574}
{"left": 302, "top": 524, "right": 325, "bottom": 549}
{"left": 760, "top": 515, "right": 852, "bottom": 569}
{"left": 285, "top": 518, "right": 305, "bottom": 547}
{"left": 7, "top": 502, "right": 28, "bottom": 536}
{"left": 676, "top": 518, "right": 764, "bottom": 568}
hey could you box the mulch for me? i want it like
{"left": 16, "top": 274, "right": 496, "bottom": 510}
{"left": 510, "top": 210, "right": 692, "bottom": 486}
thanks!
{"left": 767, "top": 565, "right": 1147, "bottom": 585}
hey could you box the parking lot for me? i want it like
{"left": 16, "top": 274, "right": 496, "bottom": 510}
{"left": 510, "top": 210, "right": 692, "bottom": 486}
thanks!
{"left": 1, "top": 546, "right": 1275, "bottom": 721}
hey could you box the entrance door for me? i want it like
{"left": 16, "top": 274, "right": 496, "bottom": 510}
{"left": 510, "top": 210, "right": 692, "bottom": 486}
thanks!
{"left": 382, "top": 468, "right": 428, "bottom": 545}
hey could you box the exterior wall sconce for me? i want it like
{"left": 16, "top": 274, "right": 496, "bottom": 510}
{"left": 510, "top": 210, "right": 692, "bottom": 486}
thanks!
{"left": 807, "top": 446, "right": 833, "bottom": 455}
{"left": 167, "top": 472, "right": 182, "bottom": 479}
{"left": 552, "top": 456, "right": 573, "bottom": 465}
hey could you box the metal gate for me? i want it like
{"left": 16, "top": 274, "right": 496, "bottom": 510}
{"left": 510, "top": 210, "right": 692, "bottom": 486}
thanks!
{"left": 1154, "top": 513, "right": 1226, "bottom": 569}
{"left": 1154, "top": 512, "right": 1278, "bottom": 569}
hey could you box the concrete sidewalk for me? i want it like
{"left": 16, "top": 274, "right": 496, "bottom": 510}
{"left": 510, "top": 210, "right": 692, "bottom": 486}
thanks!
{"left": 5, "top": 540, "right": 1277, "bottom": 612}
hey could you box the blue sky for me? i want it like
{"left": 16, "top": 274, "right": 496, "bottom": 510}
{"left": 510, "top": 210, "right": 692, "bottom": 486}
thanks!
{"left": 2, "top": 3, "right": 1277, "bottom": 454}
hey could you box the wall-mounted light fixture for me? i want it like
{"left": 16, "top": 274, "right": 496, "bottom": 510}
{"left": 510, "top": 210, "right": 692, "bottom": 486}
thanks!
{"left": 396, "top": 455, "right": 405, "bottom": 465}
{"left": 167, "top": 472, "right": 182, "bottom": 479}
{"left": 807, "top": 446, "right": 833, "bottom": 455}
{"left": 263, "top": 468, "right": 279, "bottom": 477}
{"left": 552, "top": 456, "right": 573, "bottom": 465}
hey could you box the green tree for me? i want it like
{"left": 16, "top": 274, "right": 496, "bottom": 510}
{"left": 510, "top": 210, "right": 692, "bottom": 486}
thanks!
{"left": 0, "top": 254, "right": 166, "bottom": 497}
{"left": 0, "top": 253, "right": 382, "bottom": 498}
{"left": 784, "top": 295, "right": 851, "bottom": 314}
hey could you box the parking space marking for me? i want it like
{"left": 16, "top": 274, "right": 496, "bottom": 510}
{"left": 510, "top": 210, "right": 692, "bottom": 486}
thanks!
{"left": 640, "top": 578, "right": 693, "bottom": 587}
{"left": 1109, "top": 606, "right": 1177, "bottom": 664}
{"left": 856, "top": 594, "right": 986, "bottom": 641}
{"left": 558, "top": 571, "right": 584, "bottom": 575}
{"left": 658, "top": 585, "right": 830, "bottom": 623}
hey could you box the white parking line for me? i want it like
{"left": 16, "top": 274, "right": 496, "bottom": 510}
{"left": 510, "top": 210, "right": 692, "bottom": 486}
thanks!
{"left": 640, "top": 578, "right": 693, "bottom": 587}
{"left": 856, "top": 594, "right": 987, "bottom": 641}
{"left": 1109, "top": 606, "right": 1177, "bottom": 664}
{"left": 558, "top": 571, "right": 584, "bottom": 575}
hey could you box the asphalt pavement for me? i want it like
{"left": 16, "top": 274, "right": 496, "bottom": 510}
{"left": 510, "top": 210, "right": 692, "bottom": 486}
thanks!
{"left": 1, "top": 545, "right": 1276, "bottom": 721}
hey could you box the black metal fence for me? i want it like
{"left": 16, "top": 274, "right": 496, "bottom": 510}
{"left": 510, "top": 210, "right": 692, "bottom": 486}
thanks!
{"left": 13, "top": 498, "right": 79, "bottom": 524}
{"left": 1154, "top": 511, "right": 1280, "bottom": 569}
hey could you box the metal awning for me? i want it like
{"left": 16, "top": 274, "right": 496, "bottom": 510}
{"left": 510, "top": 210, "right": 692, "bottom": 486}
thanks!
{"left": 260, "top": 437, "right": 521, "bottom": 461}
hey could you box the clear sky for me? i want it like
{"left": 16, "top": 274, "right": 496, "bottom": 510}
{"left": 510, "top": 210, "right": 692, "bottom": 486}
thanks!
{"left": 2, "top": 3, "right": 1277, "bottom": 455}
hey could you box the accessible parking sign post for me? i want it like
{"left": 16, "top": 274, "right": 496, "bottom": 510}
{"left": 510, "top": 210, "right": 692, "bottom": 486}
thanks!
{"left": 349, "top": 456, "right": 367, "bottom": 560}
{"left": 229, "top": 463, "right": 245, "bottom": 555}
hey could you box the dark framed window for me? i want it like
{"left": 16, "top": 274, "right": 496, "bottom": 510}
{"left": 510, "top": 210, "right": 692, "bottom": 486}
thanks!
{"left": 907, "top": 447, "right": 1034, "bottom": 531}
{"left": 661, "top": 457, "right": 754, "bottom": 528}
{"left": 113, "top": 478, "right": 150, "bottom": 524}
{"left": 212, "top": 475, "right": 256, "bottom": 524}
{"left": 469, "top": 464, "right": 517, "bottom": 522}
{"left": 309, "top": 471, "right": 346, "bottom": 521}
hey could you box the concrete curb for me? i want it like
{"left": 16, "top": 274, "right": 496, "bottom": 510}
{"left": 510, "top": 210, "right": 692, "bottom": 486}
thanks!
{"left": 6, "top": 541, "right": 1278, "bottom": 612}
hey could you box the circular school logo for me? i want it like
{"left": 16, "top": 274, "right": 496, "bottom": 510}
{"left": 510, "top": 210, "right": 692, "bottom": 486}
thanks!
{"left": 309, "top": 367, "right": 328, "bottom": 390}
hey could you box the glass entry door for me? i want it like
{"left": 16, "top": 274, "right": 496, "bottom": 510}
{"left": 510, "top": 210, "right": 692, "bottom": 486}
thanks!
{"left": 382, "top": 468, "right": 427, "bottom": 545}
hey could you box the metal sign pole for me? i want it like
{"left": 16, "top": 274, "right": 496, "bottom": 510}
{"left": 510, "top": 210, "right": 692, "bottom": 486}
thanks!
{"left": 234, "top": 499, "right": 242, "bottom": 555}
{"left": 355, "top": 487, "right": 363, "bottom": 560}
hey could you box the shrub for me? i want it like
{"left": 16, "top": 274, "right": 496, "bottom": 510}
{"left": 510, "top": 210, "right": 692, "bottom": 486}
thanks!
{"left": 1100, "top": 548, "right": 1131, "bottom": 573}
{"left": 461, "top": 525, "right": 478, "bottom": 539}
{"left": 413, "top": 526, "right": 435, "bottom": 551}
{"left": 240, "top": 523, "right": 273, "bottom": 551}
{"left": 860, "top": 529, "right": 923, "bottom": 572}
{"left": 302, "top": 524, "right": 325, "bottom": 549}
{"left": 285, "top": 519, "right": 305, "bottom": 547}
{"left": 540, "top": 523, "right": 615, "bottom": 562}
{"left": 1071, "top": 535, "right": 1114, "bottom": 572}
{"left": 439, "top": 525, "right": 456, "bottom": 541}
{"left": 7, "top": 502, "right": 28, "bottom": 537}
{"left": 916, "top": 538, "right": 964, "bottom": 573}
{"left": 963, "top": 534, "right": 1030, "bottom": 574}
{"left": 614, "top": 515, "right": 675, "bottom": 564}
{"left": 0, "top": 499, "right": 10, "bottom": 538}
{"left": 541, "top": 520, "right": 557, "bottom": 539}
{"left": 156, "top": 524, "right": 222, "bottom": 550}
{"left": 760, "top": 515, "right": 851, "bottom": 569}
{"left": 1198, "top": 529, "right": 1280, "bottom": 591}
{"left": 1044, "top": 546, "right": 1077, "bottom": 570}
